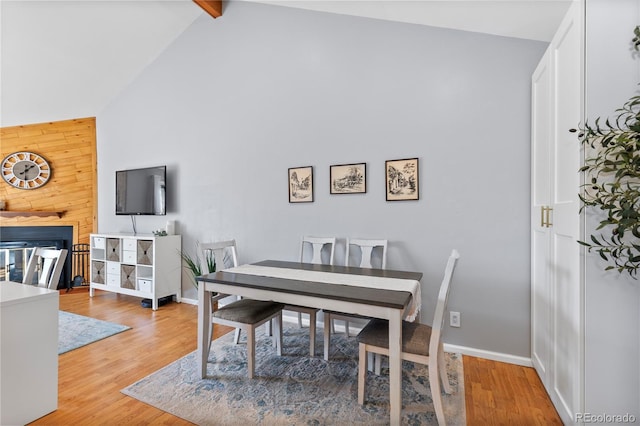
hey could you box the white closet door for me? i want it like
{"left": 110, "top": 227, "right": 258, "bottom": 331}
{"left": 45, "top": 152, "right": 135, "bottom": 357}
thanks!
{"left": 531, "top": 1, "right": 584, "bottom": 423}
{"left": 550, "top": 3, "right": 583, "bottom": 420}
{"left": 531, "top": 48, "right": 552, "bottom": 382}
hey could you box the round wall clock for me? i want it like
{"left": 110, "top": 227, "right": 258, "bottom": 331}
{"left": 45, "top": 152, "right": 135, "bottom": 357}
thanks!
{"left": 1, "top": 151, "right": 52, "bottom": 190}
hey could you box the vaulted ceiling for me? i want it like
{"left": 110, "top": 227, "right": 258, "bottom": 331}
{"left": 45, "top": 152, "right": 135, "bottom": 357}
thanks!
{"left": 0, "top": 0, "right": 571, "bottom": 127}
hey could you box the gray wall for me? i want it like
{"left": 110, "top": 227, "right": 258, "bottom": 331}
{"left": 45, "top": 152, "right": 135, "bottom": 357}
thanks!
{"left": 584, "top": 0, "right": 640, "bottom": 417}
{"left": 97, "top": 2, "right": 546, "bottom": 358}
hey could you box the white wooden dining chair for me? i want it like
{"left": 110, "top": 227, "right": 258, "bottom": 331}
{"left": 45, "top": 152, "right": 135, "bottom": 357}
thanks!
{"left": 201, "top": 240, "right": 240, "bottom": 346}
{"left": 201, "top": 239, "right": 272, "bottom": 344}
{"left": 356, "top": 249, "right": 460, "bottom": 426}
{"left": 329, "top": 238, "right": 388, "bottom": 335}
{"left": 23, "top": 247, "right": 68, "bottom": 289}
{"left": 211, "top": 298, "right": 284, "bottom": 379}
{"left": 323, "top": 238, "right": 387, "bottom": 370}
{"left": 201, "top": 240, "right": 284, "bottom": 377}
{"left": 284, "top": 236, "right": 336, "bottom": 356}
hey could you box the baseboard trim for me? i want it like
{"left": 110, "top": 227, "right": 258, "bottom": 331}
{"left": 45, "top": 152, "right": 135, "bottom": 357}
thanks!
{"left": 444, "top": 343, "right": 532, "bottom": 367}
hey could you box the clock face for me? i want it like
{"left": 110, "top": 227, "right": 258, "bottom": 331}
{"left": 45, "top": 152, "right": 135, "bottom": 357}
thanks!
{"left": 1, "top": 151, "right": 52, "bottom": 190}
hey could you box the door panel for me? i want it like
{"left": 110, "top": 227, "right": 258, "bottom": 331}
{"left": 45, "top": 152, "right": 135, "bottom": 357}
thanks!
{"left": 531, "top": 49, "right": 552, "bottom": 377}
{"left": 531, "top": 1, "right": 584, "bottom": 424}
{"left": 551, "top": 2, "right": 582, "bottom": 421}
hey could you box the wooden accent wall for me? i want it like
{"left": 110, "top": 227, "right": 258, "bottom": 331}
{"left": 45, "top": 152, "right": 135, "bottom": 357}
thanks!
{"left": 0, "top": 117, "right": 97, "bottom": 245}
{"left": 193, "top": 0, "right": 222, "bottom": 19}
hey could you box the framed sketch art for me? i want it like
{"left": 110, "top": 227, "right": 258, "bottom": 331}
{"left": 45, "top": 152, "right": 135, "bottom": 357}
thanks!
{"left": 288, "top": 166, "right": 314, "bottom": 203}
{"left": 330, "top": 163, "right": 366, "bottom": 194}
{"left": 385, "top": 158, "right": 419, "bottom": 201}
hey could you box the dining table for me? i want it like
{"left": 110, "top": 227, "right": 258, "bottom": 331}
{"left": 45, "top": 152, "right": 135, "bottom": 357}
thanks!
{"left": 196, "top": 259, "right": 423, "bottom": 426}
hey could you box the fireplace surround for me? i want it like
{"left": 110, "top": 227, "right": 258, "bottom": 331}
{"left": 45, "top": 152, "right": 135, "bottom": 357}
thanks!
{"left": 0, "top": 226, "right": 73, "bottom": 289}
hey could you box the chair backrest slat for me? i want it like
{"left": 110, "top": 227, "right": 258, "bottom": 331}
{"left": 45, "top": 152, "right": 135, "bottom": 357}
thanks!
{"left": 23, "top": 248, "right": 68, "bottom": 289}
{"left": 200, "top": 240, "right": 239, "bottom": 271}
{"left": 300, "top": 236, "right": 336, "bottom": 265}
{"left": 346, "top": 238, "right": 388, "bottom": 269}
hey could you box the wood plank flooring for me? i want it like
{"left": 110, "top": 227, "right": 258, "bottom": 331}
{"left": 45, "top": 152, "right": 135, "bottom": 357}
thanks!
{"left": 29, "top": 289, "right": 561, "bottom": 425}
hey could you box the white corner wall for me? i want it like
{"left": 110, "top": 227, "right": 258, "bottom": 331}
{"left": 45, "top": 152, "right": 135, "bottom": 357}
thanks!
{"left": 584, "top": 0, "right": 640, "bottom": 418}
{"left": 96, "top": 2, "right": 546, "bottom": 359}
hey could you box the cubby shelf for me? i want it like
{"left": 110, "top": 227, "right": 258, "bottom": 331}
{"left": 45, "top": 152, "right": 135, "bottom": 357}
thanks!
{"left": 89, "top": 233, "right": 182, "bottom": 310}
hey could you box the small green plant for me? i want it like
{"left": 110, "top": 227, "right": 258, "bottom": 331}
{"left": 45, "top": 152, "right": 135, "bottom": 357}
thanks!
{"left": 179, "top": 242, "right": 215, "bottom": 288}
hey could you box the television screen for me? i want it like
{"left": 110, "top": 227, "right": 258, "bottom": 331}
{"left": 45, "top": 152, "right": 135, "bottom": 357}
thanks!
{"left": 115, "top": 166, "right": 166, "bottom": 215}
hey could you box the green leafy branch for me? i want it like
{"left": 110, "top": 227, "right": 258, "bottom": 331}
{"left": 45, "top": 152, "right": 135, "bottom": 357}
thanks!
{"left": 577, "top": 92, "right": 640, "bottom": 277}
{"left": 633, "top": 25, "right": 640, "bottom": 51}
{"left": 575, "top": 26, "right": 640, "bottom": 278}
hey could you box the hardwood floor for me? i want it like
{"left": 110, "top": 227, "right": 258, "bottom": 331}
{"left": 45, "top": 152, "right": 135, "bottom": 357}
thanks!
{"left": 463, "top": 356, "right": 562, "bottom": 425}
{"left": 30, "top": 288, "right": 561, "bottom": 425}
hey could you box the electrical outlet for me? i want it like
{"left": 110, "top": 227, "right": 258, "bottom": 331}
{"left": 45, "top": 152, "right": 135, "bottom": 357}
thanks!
{"left": 450, "top": 311, "right": 461, "bottom": 328}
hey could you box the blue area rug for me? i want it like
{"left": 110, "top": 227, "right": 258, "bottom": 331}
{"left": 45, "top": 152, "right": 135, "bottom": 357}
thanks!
{"left": 122, "top": 324, "right": 465, "bottom": 425}
{"left": 58, "top": 311, "right": 130, "bottom": 355}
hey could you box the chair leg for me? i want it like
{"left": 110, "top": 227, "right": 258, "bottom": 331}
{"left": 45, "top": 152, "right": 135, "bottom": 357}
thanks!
{"left": 367, "top": 352, "right": 374, "bottom": 372}
{"left": 358, "top": 343, "right": 367, "bottom": 404}
{"left": 267, "top": 320, "right": 282, "bottom": 349}
{"left": 345, "top": 320, "right": 351, "bottom": 337}
{"left": 331, "top": 317, "right": 336, "bottom": 334}
{"left": 309, "top": 311, "right": 316, "bottom": 356}
{"left": 365, "top": 353, "right": 383, "bottom": 374}
{"left": 275, "top": 313, "right": 283, "bottom": 356}
{"left": 247, "top": 326, "right": 255, "bottom": 379}
{"left": 297, "top": 312, "right": 303, "bottom": 328}
{"left": 429, "top": 354, "right": 446, "bottom": 426}
{"left": 323, "top": 312, "right": 331, "bottom": 361}
{"left": 234, "top": 328, "right": 241, "bottom": 344}
{"left": 374, "top": 354, "right": 382, "bottom": 375}
{"left": 438, "top": 344, "right": 453, "bottom": 394}
{"left": 208, "top": 309, "right": 214, "bottom": 356}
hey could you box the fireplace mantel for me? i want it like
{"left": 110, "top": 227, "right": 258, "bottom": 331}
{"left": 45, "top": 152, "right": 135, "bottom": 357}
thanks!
{"left": 0, "top": 211, "right": 65, "bottom": 219}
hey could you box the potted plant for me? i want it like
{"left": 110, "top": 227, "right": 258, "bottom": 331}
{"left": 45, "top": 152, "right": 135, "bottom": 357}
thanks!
{"left": 576, "top": 26, "right": 640, "bottom": 277}
{"left": 180, "top": 242, "right": 215, "bottom": 288}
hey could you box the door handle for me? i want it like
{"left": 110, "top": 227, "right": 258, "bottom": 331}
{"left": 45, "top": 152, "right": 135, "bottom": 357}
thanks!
{"left": 545, "top": 207, "right": 553, "bottom": 228}
{"left": 540, "top": 206, "right": 553, "bottom": 228}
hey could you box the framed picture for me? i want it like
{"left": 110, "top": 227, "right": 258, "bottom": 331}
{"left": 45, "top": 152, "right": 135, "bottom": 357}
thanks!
{"left": 330, "top": 163, "right": 366, "bottom": 194}
{"left": 288, "top": 166, "right": 314, "bottom": 203}
{"left": 385, "top": 158, "right": 419, "bottom": 201}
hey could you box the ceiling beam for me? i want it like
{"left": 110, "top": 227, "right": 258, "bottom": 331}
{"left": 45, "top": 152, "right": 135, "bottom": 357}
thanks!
{"left": 193, "top": 0, "right": 222, "bottom": 19}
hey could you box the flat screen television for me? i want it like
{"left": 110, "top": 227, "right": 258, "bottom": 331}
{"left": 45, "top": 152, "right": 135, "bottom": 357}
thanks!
{"left": 115, "top": 165, "right": 166, "bottom": 215}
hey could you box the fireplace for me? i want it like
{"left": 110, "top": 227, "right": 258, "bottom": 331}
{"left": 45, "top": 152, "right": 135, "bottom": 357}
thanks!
{"left": 0, "top": 226, "right": 73, "bottom": 289}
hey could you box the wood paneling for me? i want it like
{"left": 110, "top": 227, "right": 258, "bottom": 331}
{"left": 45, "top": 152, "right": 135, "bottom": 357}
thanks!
{"left": 0, "top": 117, "right": 97, "bottom": 245}
{"left": 193, "top": 0, "right": 222, "bottom": 19}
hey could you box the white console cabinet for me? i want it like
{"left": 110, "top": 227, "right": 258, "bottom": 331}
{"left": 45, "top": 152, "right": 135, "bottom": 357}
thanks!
{"left": 89, "top": 233, "right": 181, "bottom": 310}
{"left": 1, "top": 282, "right": 59, "bottom": 425}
